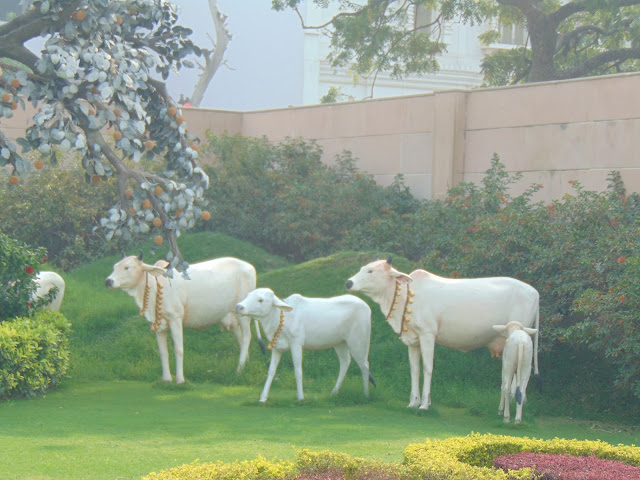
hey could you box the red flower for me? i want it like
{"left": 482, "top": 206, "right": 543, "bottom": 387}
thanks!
{"left": 25, "top": 266, "right": 34, "bottom": 274}
{"left": 42, "top": 257, "right": 48, "bottom": 264}
{"left": 617, "top": 256, "right": 627, "bottom": 264}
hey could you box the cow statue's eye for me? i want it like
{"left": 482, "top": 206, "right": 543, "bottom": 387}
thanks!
{"left": 367, "top": 269, "right": 373, "bottom": 274}
{"left": 258, "top": 299, "right": 263, "bottom": 303}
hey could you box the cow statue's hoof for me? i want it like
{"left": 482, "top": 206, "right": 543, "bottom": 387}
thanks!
{"left": 419, "top": 404, "right": 430, "bottom": 411}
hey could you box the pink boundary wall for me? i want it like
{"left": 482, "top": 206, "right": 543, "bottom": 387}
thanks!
{"left": 3, "top": 72, "right": 639, "bottom": 202}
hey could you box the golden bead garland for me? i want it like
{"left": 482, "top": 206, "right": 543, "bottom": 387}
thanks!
{"left": 385, "top": 281, "right": 414, "bottom": 337}
{"left": 267, "top": 310, "right": 285, "bottom": 351}
{"left": 139, "top": 273, "right": 164, "bottom": 331}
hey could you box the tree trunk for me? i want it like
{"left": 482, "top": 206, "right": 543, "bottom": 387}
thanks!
{"left": 527, "top": 13, "right": 560, "bottom": 82}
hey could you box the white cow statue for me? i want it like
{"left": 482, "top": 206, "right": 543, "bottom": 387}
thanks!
{"left": 346, "top": 256, "right": 540, "bottom": 410}
{"left": 235, "top": 288, "right": 375, "bottom": 403}
{"left": 34, "top": 271, "right": 65, "bottom": 312}
{"left": 492, "top": 321, "right": 537, "bottom": 424}
{"left": 106, "top": 253, "right": 258, "bottom": 383}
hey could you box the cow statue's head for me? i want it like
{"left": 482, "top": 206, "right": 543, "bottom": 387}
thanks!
{"left": 235, "top": 288, "right": 292, "bottom": 318}
{"left": 105, "top": 251, "right": 166, "bottom": 290}
{"left": 345, "top": 255, "right": 412, "bottom": 296}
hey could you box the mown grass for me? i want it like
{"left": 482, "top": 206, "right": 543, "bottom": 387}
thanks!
{"left": 1, "top": 232, "right": 638, "bottom": 480}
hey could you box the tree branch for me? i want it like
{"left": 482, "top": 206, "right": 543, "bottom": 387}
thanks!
{"left": 552, "top": 0, "right": 640, "bottom": 26}
{"left": 558, "top": 47, "right": 640, "bottom": 79}
{"left": 189, "top": 0, "right": 230, "bottom": 107}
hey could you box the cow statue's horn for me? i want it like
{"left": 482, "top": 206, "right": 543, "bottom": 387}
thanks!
{"left": 387, "top": 255, "right": 393, "bottom": 265}
{"left": 121, "top": 251, "right": 126, "bottom": 259}
{"left": 138, "top": 250, "right": 144, "bottom": 261}
{"left": 375, "top": 255, "right": 379, "bottom": 261}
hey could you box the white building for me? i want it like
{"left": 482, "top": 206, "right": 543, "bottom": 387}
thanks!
{"left": 167, "top": 0, "right": 525, "bottom": 110}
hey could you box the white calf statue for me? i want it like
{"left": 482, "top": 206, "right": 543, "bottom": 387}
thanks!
{"left": 106, "top": 253, "right": 258, "bottom": 383}
{"left": 34, "top": 271, "right": 65, "bottom": 312}
{"left": 346, "top": 256, "right": 540, "bottom": 410}
{"left": 493, "top": 321, "right": 537, "bottom": 424}
{"left": 235, "top": 288, "right": 375, "bottom": 403}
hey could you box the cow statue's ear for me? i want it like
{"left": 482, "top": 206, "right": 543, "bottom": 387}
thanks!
{"left": 273, "top": 295, "right": 293, "bottom": 312}
{"left": 387, "top": 255, "right": 393, "bottom": 265}
{"left": 138, "top": 250, "right": 144, "bottom": 261}
{"left": 492, "top": 325, "right": 508, "bottom": 334}
{"left": 121, "top": 251, "right": 126, "bottom": 259}
{"left": 523, "top": 327, "right": 538, "bottom": 336}
{"left": 395, "top": 271, "right": 413, "bottom": 284}
{"left": 374, "top": 255, "right": 379, "bottom": 261}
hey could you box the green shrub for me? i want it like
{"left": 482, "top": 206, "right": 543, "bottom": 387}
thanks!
{"left": 200, "top": 134, "right": 418, "bottom": 261}
{"left": 0, "top": 233, "right": 52, "bottom": 320}
{"left": 0, "top": 167, "right": 122, "bottom": 270}
{"left": 142, "top": 434, "right": 640, "bottom": 480}
{"left": 0, "top": 310, "right": 71, "bottom": 399}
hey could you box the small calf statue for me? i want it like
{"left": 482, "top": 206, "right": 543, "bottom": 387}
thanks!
{"left": 235, "top": 288, "right": 375, "bottom": 403}
{"left": 492, "top": 321, "right": 538, "bottom": 424}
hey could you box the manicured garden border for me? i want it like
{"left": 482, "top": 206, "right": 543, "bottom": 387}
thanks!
{"left": 142, "top": 433, "right": 640, "bottom": 480}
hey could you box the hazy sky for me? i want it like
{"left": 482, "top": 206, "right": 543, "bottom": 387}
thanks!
{"left": 166, "top": 0, "right": 304, "bottom": 111}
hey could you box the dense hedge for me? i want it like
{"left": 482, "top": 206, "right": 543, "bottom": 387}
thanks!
{"left": 0, "top": 167, "right": 122, "bottom": 270}
{"left": 141, "top": 434, "right": 640, "bottom": 480}
{"left": 0, "top": 310, "right": 71, "bottom": 399}
{"left": 199, "top": 134, "right": 418, "bottom": 262}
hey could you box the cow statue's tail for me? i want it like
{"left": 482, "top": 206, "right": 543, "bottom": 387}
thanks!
{"left": 369, "top": 372, "right": 377, "bottom": 388}
{"left": 254, "top": 320, "right": 266, "bottom": 355}
{"left": 515, "top": 342, "right": 524, "bottom": 405}
{"left": 533, "top": 308, "right": 542, "bottom": 394}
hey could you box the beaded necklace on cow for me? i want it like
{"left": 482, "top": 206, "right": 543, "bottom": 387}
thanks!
{"left": 267, "top": 310, "right": 286, "bottom": 350}
{"left": 385, "top": 281, "right": 414, "bottom": 337}
{"left": 139, "top": 272, "right": 164, "bottom": 331}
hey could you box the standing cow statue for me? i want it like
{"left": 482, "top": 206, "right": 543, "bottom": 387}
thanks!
{"left": 106, "top": 253, "right": 258, "bottom": 383}
{"left": 34, "top": 271, "right": 65, "bottom": 312}
{"left": 235, "top": 288, "right": 375, "bottom": 403}
{"left": 493, "top": 321, "right": 537, "bottom": 424}
{"left": 346, "top": 256, "right": 540, "bottom": 410}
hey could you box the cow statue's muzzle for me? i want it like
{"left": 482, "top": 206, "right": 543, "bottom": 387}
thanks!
{"left": 345, "top": 279, "right": 354, "bottom": 291}
{"left": 105, "top": 278, "right": 114, "bottom": 289}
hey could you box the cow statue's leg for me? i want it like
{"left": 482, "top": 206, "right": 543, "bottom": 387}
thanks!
{"left": 347, "top": 339, "right": 371, "bottom": 398}
{"left": 168, "top": 322, "right": 185, "bottom": 384}
{"left": 260, "top": 348, "right": 283, "bottom": 403}
{"left": 290, "top": 343, "right": 305, "bottom": 401}
{"left": 155, "top": 330, "right": 172, "bottom": 382}
{"left": 418, "top": 333, "right": 436, "bottom": 410}
{"left": 502, "top": 371, "right": 512, "bottom": 423}
{"left": 229, "top": 313, "right": 251, "bottom": 373}
{"left": 331, "top": 343, "right": 351, "bottom": 396}
{"left": 407, "top": 345, "right": 422, "bottom": 408}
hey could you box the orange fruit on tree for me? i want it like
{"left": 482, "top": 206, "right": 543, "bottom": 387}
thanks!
{"left": 176, "top": 116, "right": 185, "bottom": 125}
{"left": 175, "top": 209, "right": 183, "bottom": 218}
{"left": 154, "top": 235, "right": 164, "bottom": 245}
{"left": 142, "top": 199, "right": 152, "bottom": 209}
{"left": 201, "top": 211, "right": 211, "bottom": 221}
{"left": 125, "top": 188, "right": 133, "bottom": 199}
{"left": 10, "top": 102, "right": 18, "bottom": 110}
{"left": 10, "top": 78, "right": 20, "bottom": 88}
{"left": 144, "top": 140, "right": 155, "bottom": 150}
{"left": 1, "top": 93, "right": 12, "bottom": 103}
{"left": 113, "top": 107, "right": 122, "bottom": 117}
{"left": 34, "top": 160, "right": 44, "bottom": 170}
{"left": 153, "top": 217, "right": 162, "bottom": 227}
{"left": 168, "top": 107, "right": 177, "bottom": 117}
{"left": 9, "top": 175, "right": 19, "bottom": 185}
{"left": 91, "top": 175, "right": 101, "bottom": 184}
{"left": 154, "top": 186, "right": 163, "bottom": 196}
{"left": 129, "top": 207, "right": 136, "bottom": 215}
{"left": 75, "top": 10, "right": 86, "bottom": 20}
{"left": 113, "top": 131, "right": 123, "bottom": 141}
{"left": 115, "top": 15, "right": 123, "bottom": 25}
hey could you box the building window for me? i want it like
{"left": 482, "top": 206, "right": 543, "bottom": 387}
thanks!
{"left": 1, "top": 0, "right": 26, "bottom": 22}
{"left": 499, "top": 23, "right": 528, "bottom": 46}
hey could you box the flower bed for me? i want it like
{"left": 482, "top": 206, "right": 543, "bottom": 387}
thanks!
{"left": 142, "top": 433, "right": 640, "bottom": 480}
{"left": 494, "top": 452, "right": 640, "bottom": 480}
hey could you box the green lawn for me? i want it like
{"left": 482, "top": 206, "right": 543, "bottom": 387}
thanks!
{"left": 1, "top": 379, "right": 637, "bottom": 480}
{"left": 2, "top": 232, "right": 638, "bottom": 480}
